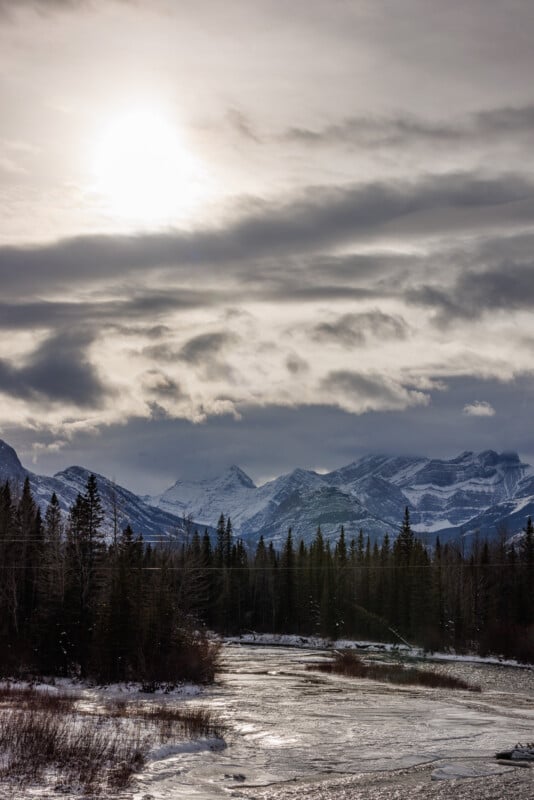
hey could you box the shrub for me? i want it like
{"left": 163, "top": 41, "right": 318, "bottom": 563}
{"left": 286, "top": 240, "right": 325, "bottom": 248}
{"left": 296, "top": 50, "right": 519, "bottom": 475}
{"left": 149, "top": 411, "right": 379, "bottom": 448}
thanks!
{"left": 308, "top": 650, "right": 480, "bottom": 692}
{"left": 0, "top": 705, "right": 147, "bottom": 791}
{"left": 0, "top": 684, "right": 78, "bottom": 712}
{"left": 0, "top": 688, "right": 225, "bottom": 794}
{"left": 103, "top": 699, "right": 225, "bottom": 740}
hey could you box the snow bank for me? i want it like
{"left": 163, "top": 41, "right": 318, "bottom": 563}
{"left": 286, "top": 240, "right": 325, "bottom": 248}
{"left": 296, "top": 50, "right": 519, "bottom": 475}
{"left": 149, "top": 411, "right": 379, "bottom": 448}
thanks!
{"left": 224, "top": 633, "right": 534, "bottom": 669}
{"left": 225, "top": 633, "right": 408, "bottom": 652}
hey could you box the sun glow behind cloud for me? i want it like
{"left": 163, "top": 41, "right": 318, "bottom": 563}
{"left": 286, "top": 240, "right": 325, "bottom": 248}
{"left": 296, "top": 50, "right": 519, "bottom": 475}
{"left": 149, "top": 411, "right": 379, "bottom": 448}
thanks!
{"left": 91, "top": 109, "right": 210, "bottom": 226}
{"left": 3, "top": 0, "right": 534, "bottom": 481}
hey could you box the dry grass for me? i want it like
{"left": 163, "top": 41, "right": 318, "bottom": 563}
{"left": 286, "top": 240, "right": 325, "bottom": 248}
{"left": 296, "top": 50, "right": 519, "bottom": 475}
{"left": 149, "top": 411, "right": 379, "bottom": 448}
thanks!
{"left": 0, "top": 686, "right": 225, "bottom": 795}
{"left": 105, "top": 697, "right": 225, "bottom": 740}
{"left": 145, "top": 704, "right": 224, "bottom": 739}
{"left": 0, "top": 706, "right": 147, "bottom": 792}
{"left": 0, "top": 684, "right": 78, "bottom": 712}
{"left": 308, "top": 650, "right": 481, "bottom": 692}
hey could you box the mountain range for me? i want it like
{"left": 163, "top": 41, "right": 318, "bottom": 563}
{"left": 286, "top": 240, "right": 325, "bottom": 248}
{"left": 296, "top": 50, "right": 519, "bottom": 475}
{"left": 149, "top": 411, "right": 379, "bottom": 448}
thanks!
{"left": 150, "top": 449, "right": 533, "bottom": 546}
{"left": 1, "top": 439, "right": 533, "bottom": 546}
{"left": 0, "top": 439, "right": 188, "bottom": 541}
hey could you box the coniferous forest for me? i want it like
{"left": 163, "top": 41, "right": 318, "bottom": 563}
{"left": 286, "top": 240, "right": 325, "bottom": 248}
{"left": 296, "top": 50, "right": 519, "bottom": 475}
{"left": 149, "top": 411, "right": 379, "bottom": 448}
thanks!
{"left": 0, "top": 476, "right": 533, "bottom": 683}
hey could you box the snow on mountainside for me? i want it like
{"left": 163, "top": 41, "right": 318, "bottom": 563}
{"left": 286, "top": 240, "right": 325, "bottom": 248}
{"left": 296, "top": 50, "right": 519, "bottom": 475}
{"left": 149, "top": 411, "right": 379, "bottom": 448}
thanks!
{"left": 151, "top": 450, "right": 533, "bottom": 545}
{"left": 156, "top": 465, "right": 258, "bottom": 528}
{"left": 1, "top": 439, "right": 532, "bottom": 546}
{"left": 151, "top": 465, "right": 391, "bottom": 543}
{"left": 0, "top": 440, "right": 191, "bottom": 541}
{"left": 0, "top": 440, "right": 27, "bottom": 485}
{"left": 33, "top": 466, "right": 191, "bottom": 541}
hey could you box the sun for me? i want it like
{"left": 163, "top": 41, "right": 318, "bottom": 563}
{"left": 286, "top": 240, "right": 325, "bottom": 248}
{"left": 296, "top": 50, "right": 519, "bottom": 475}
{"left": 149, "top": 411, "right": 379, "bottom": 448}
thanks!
{"left": 92, "top": 109, "right": 208, "bottom": 225}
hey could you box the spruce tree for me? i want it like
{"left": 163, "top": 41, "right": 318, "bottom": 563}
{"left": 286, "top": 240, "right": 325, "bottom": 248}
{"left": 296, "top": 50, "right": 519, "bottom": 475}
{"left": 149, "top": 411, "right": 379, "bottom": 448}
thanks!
{"left": 520, "top": 517, "right": 534, "bottom": 624}
{"left": 279, "top": 528, "right": 296, "bottom": 632}
{"left": 64, "top": 476, "right": 106, "bottom": 674}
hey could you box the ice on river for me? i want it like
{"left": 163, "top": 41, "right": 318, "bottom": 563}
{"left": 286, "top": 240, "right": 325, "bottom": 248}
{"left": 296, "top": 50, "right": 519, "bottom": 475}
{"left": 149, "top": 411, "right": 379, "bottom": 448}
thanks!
{"left": 431, "top": 762, "right": 513, "bottom": 780}
{"left": 132, "top": 644, "right": 534, "bottom": 800}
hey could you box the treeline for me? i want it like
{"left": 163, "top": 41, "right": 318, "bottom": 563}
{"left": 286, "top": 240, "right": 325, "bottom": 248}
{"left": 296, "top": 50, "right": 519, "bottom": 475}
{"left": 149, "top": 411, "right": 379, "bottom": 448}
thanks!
{"left": 189, "top": 510, "right": 534, "bottom": 662}
{"left": 0, "top": 476, "right": 218, "bottom": 684}
{"left": 1, "top": 477, "right": 533, "bottom": 680}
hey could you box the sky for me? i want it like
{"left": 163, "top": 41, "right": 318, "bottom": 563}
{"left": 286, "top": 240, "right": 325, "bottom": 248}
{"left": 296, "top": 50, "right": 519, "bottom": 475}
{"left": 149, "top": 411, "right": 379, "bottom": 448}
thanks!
{"left": 1, "top": 0, "right": 534, "bottom": 493}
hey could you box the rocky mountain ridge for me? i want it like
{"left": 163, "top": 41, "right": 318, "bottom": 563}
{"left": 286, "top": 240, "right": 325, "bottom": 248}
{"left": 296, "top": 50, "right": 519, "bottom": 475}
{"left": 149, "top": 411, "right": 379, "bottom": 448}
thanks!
{"left": 0, "top": 440, "right": 189, "bottom": 541}
{"left": 0, "top": 440, "right": 532, "bottom": 545}
{"left": 150, "top": 449, "right": 533, "bottom": 545}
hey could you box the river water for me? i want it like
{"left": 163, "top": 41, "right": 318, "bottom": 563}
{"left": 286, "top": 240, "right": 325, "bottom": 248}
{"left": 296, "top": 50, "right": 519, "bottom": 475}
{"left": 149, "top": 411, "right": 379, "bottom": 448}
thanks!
{"left": 133, "top": 644, "right": 534, "bottom": 800}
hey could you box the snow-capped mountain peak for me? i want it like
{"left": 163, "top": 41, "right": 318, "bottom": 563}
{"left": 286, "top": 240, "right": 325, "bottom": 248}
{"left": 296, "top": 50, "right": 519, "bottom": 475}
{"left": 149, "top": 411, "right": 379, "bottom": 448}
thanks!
{"left": 149, "top": 449, "right": 533, "bottom": 545}
{"left": 1, "top": 439, "right": 533, "bottom": 547}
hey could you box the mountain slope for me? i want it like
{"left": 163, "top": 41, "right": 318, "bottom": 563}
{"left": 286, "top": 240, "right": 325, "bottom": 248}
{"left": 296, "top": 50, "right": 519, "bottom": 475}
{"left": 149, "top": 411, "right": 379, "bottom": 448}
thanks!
{"left": 1, "top": 438, "right": 532, "bottom": 547}
{"left": 151, "top": 450, "right": 533, "bottom": 545}
{"left": 0, "top": 441, "right": 192, "bottom": 541}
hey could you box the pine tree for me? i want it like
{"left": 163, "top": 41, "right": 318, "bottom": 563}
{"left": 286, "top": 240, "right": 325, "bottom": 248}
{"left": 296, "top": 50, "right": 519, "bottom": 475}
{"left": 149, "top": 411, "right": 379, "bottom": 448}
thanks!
{"left": 393, "top": 507, "right": 415, "bottom": 635}
{"left": 16, "top": 477, "right": 42, "bottom": 630}
{"left": 279, "top": 529, "right": 296, "bottom": 632}
{"left": 520, "top": 517, "right": 534, "bottom": 625}
{"left": 95, "top": 524, "right": 143, "bottom": 681}
{"left": 37, "top": 493, "right": 67, "bottom": 672}
{"left": 63, "top": 476, "right": 106, "bottom": 674}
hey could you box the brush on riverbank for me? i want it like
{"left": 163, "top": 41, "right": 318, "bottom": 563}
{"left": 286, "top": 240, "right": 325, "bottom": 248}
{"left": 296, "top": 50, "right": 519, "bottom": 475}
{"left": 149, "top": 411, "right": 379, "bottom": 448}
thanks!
{"left": 0, "top": 684, "right": 224, "bottom": 795}
{"left": 308, "top": 650, "right": 481, "bottom": 691}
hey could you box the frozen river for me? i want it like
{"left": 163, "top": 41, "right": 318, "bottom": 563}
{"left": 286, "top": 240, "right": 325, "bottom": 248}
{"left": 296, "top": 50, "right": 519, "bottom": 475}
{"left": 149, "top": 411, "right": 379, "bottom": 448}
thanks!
{"left": 134, "top": 644, "right": 534, "bottom": 800}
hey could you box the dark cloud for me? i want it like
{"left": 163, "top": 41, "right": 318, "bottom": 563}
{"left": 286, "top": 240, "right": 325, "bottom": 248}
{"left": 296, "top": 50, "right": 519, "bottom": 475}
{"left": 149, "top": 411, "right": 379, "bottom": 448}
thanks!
{"left": 147, "top": 401, "right": 170, "bottom": 421}
{"left": 286, "top": 354, "right": 309, "bottom": 375}
{"left": 409, "top": 261, "right": 534, "bottom": 323}
{"left": 1, "top": 172, "right": 532, "bottom": 299}
{"left": 143, "top": 370, "right": 183, "bottom": 400}
{"left": 0, "top": 329, "right": 108, "bottom": 406}
{"left": 142, "top": 343, "right": 180, "bottom": 363}
{"left": 114, "top": 324, "right": 171, "bottom": 339}
{"left": 226, "top": 108, "right": 261, "bottom": 143}
{"left": 0, "top": 0, "right": 92, "bottom": 19}
{"left": 322, "top": 370, "right": 428, "bottom": 411}
{"left": 178, "top": 331, "right": 238, "bottom": 383}
{"left": 312, "top": 310, "right": 408, "bottom": 347}
{"left": 179, "top": 332, "right": 235, "bottom": 365}
{"left": 0, "top": 292, "right": 213, "bottom": 327}
{"left": 283, "top": 105, "right": 534, "bottom": 150}
{"left": 11, "top": 375, "right": 534, "bottom": 495}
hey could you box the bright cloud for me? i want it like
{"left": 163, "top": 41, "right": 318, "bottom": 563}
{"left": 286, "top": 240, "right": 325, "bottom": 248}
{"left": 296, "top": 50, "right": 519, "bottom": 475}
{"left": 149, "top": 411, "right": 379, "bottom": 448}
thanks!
{"left": 463, "top": 401, "right": 496, "bottom": 418}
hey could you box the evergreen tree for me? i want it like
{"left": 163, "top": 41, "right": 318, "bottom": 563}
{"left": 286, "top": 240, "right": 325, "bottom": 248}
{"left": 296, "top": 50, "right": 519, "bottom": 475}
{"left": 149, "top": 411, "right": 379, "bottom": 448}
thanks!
{"left": 279, "top": 529, "right": 296, "bottom": 632}
{"left": 520, "top": 517, "right": 534, "bottom": 625}
{"left": 63, "top": 476, "right": 105, "bottom": 674}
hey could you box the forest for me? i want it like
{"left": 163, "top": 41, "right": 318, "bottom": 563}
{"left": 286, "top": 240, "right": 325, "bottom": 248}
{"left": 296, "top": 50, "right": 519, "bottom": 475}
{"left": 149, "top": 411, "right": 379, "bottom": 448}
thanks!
{"left": 0, "top": 475, "right": 533, "bottom": 684}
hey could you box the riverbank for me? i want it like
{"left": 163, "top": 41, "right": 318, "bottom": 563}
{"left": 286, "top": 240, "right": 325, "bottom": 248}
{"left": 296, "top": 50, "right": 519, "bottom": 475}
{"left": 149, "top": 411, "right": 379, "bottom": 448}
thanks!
{"left": 225, "top": 632, "right": 534, "bottom": 669}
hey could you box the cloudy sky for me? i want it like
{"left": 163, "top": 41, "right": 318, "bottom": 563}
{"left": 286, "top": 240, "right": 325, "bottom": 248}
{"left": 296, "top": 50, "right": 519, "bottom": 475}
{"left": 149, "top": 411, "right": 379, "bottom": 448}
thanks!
{"left": 1, "top": 0, "right": 534, "bottom": 492}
